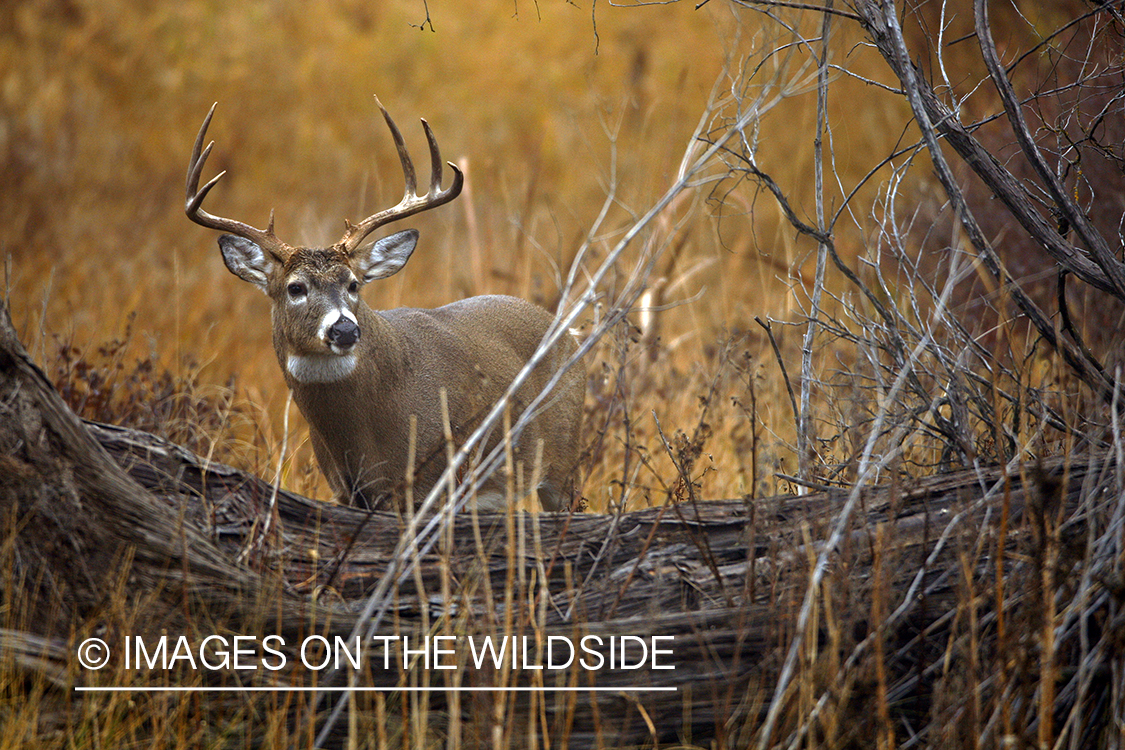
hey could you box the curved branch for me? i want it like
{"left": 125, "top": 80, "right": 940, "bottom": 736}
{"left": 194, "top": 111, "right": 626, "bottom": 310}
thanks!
{"left": 853, "top": 0, "right": 1115, "bottom": 397}
{"left": 975, "top": 0, "right": 1125, "bottom": 299}
{"left": 854, "top": 0, "right": 1125, "bottom": 300}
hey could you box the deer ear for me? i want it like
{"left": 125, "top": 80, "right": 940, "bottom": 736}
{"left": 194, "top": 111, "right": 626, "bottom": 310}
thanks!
{"left": 219, "top": 234, "right": 273, "bottom": 291}
{"left": 357, "top": 229, "right": 418, "bottom": 282}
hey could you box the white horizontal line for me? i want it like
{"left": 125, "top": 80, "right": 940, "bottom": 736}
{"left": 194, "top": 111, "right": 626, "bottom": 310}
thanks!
{"left": 75, "top": 686, "right": 678, "bottom": 693}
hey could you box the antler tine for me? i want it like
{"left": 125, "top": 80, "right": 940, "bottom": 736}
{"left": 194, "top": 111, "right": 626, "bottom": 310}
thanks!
{"left": 420, "top": 116, "right": 463, "bottom": 204}
{"left": 420, "top": 119, "right": 445, "bottom": 197}
{"left": 339, "top": 97, "right": 464, "bottom": 255}
{"left": 186, "top": 103, "right": 217, "bottom": 199}
{"left": 185, "top": 103, "right": 291, "bottom": 261}
{"left": 376, "top": 96, "right": 418, "bottom": 200}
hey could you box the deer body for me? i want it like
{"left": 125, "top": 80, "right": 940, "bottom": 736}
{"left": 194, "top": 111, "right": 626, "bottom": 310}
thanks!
{"left": 187, "top": 101, "right": 584, "bottom": 511}
{"left": 281, "top": 292, "right": 582, "bottom": 511}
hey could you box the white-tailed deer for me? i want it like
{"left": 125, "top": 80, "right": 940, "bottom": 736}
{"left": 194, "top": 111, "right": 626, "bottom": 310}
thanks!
{"left": 185, "top": 100, "right": 584, "bottom": 512}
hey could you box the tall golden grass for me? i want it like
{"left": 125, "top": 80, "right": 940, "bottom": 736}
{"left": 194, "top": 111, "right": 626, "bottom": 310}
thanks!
{"left": 5, "top": 2, "right": 1124, "bottom": 748}
{"left": 4, "top": 0, "right": 1111, "bottom": 503}
{"left": 4, "top": 0, "right": 878, "bottom": 505}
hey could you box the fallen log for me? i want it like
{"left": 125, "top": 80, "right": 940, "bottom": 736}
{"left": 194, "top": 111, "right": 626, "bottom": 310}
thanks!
{"left": 1, "top": 299, "right": 1119, "bottom": 748}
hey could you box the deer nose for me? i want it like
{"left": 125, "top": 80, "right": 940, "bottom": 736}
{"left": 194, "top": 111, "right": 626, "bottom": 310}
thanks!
{"left": 326, "top": 317, "right": 360, "bottom": 348}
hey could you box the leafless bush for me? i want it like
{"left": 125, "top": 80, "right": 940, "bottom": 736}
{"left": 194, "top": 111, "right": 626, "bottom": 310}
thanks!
{"left": 709, "top": 0, "right": 1125, "bottom": 480}
{"left": 697, "top": 1, "right": 1125, "bottom": 746}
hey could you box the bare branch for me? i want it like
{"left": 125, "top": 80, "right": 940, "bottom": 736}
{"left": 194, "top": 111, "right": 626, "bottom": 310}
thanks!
{"left": 974, "top": 0, "right": 1125, "bottom": 298}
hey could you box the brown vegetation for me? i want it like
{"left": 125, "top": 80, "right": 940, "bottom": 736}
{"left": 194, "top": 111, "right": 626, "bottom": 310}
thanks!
{"left": 3, "top": 0, "right": 1125, "bottom": 747}
{"left": 2, "top": 300, "right": 1121, "bottom": 748}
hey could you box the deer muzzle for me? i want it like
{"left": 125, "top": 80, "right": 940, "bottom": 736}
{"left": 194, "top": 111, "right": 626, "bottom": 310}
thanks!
{"left": 326, "top": 317, "right": 360, "bottom": 349}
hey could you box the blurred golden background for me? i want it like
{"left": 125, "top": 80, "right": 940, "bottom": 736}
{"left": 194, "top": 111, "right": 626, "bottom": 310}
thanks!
{"left": 1, "top": 1, "right": 912, "bottom": 505}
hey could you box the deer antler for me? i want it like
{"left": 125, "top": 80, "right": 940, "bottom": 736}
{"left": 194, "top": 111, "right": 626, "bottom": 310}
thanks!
{"left": 185, "top": 103, "right": 294, "bottom": 262}
{"left": 337, "top": 96, "right": 464, "bottom": 256}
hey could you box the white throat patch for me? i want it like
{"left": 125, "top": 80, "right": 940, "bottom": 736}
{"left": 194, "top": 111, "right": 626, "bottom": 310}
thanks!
{"left": 287, "top": 352, "right": 358, "bottom": 384}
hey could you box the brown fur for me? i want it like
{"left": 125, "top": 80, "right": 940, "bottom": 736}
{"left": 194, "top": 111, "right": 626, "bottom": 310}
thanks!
{"left": 278, "top": 285, "right": 584, "bottom": 511}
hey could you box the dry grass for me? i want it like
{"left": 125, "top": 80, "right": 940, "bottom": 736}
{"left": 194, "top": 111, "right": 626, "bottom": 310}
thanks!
{"left": 3, "top": 0, "right": 1124, "bottom": 747}
{"left": 3, "top": 0, "right": 886, "bottom": 507}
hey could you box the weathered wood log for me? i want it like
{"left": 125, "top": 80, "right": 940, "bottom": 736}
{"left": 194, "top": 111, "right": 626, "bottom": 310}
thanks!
{"left": 1, "top": 298, "right": 1117, "bottom": 748}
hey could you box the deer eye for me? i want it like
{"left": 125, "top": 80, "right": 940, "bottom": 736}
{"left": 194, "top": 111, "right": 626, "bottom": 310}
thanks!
{"left": 347, "top": 280, "right": 359, "bottom": 294}
{"left": 287, "top": 282, "right": 307, "bottom": 299}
